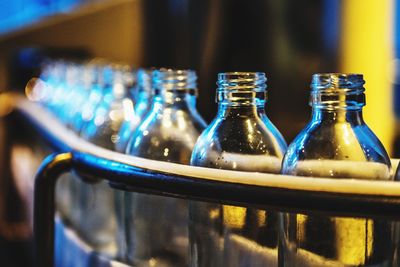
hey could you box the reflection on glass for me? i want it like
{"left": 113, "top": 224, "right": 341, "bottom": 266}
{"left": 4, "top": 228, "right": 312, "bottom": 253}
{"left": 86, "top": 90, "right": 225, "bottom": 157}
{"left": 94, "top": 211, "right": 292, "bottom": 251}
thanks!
{"left": 189, "top": 72, "right": 286, "bottom": 267}
{"left": 121, "top": 69, "right": 206, "bottom": 266}
{"left": 58, "top": 62, "right": 81, "bottom": 124}
{"left": 281, "top": 73, "right": 394, "bottom": 267}
{"left": 74, "top": 65, "right": 134, "bottom": 256}
{"left": 70, "top": 62, "right": 102, "bottom": 132}
{"left": 47, "top": 60, "right": 68, "bottom": 115}
{"left": 116, "top": 68, "right": 152, "bottom": 152}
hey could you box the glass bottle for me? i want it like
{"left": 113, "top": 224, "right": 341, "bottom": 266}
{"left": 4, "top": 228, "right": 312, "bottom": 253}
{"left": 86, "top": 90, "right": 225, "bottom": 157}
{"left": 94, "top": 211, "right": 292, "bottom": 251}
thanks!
{"left": 74, "top": 65, "right": 135, "bottom": 256}
{"left": 55, "top": 64, "right": 110, "bottom": 228}
{"left": 69, "top": 62, "right": 99, "bottom": 132}
{"left": 58, "top": 62, "right": 81, "bottom": 124}
{"left": 76, "top": 64, "right": 112, "bottom": 133}
{"left": 79, "top": 65, "right": 126, "bottom": 144}
{"left": 189, "top": 72, "right": 287, "bottom": 267}
{"left": 52, "top": 62, "right": 80, "bottom": 224}
{"left": 281, "top": 73, "right": 393, "bottom": 266}
{"left": 123, "top": 69, "right": 207, "bottom": 266}
{"left": 47, "top": 60, "right": 67, "bottom": 115}
{"left": 115, "top": 68, "right": 153, "bottom": 152}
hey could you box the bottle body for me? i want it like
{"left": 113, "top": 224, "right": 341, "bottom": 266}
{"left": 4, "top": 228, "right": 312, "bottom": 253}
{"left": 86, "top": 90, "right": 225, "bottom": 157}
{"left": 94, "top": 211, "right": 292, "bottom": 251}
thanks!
{"left": 70, "top": 63, "right": 105, "bottom": 132}
{"left": 122, "top": 69, "right": 206, "bottom": 266}
{"left": 115, "top": 68, "right": 153, "bottom": 152}
{"left": 73, "top": 66, "right": 134, "bottom": 256}
{"left": 190, "top": 72, "right": 287, "bottom": 267}
{"left": 280, "top": 73, "right": 394, "bottom": 267}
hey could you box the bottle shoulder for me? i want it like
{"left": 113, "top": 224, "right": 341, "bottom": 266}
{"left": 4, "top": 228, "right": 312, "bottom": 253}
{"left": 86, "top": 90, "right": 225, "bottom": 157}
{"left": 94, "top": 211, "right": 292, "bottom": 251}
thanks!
{"left": 282, "top": 121, "right": 392, "bottom": 179}
{"left": 191, "top": 115, "right": 285, "bottom": 173}
{"left": 126, "top": 108, "right": 205, "bottom": 163}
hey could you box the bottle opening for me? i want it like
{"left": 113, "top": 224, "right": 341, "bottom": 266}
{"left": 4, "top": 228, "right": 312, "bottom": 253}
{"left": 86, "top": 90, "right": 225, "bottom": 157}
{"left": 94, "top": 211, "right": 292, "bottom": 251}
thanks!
{"left": 152, "top": 68, "right": 197, "bottom": 92}
{"left": 310, "top": 73, "right": 365, "bottom": 109}
{"left": 216, "top": 72, "right": 267, "bottom": 105}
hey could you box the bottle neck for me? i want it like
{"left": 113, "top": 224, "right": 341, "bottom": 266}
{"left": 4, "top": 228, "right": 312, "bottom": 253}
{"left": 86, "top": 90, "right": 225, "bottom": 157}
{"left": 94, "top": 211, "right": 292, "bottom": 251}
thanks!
{"left": 153, "top": 90, "right": 196, "bottom": 110}
{"left": 311, "top": 107, "right": 364, "bottom": 125}
{"left": 218, "top": 101, "right": 266, "bottom": 118}
{"left": 309, "top": 73, "right": 366, "bottom": 125}
{"left": 151, "top": 68, "right": 197, "bottom": 109}
{"left": 216, "top": 72, "right": 267, "bottom": 118}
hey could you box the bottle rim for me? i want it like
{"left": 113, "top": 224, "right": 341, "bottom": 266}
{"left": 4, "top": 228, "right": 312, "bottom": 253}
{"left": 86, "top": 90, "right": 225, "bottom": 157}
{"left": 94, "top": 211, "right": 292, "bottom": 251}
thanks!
{"left": 152, "top": 68, "right": 197, "bottom": 91}
{"left": 216, "top": 72, "right": 267, "bottom": 105}
{"left": 311, "top": 73, "right": 365, "bottom": 91}
{"left": 310, "top": 73, "right": 366, "bottom": 109}
{"left": 217, "top": 72, "right": 267, "bottom": 92}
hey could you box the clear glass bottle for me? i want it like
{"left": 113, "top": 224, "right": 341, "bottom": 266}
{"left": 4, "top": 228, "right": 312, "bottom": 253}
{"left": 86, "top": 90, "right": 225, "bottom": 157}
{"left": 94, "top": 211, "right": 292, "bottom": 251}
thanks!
{"left": 189, "top": 72, "right": 287, "bottom": 267}
{"left": 69, "top": 62, "right": 100, "bottom": 132}
{"left": 52, "top": 62, "right": 81, "bottom": 225}
{"left": 281, "top": 73, "right": 393, "bottom": 267}
{"left": 74, "top": 65, "right": 135, "bottom": 256}
{"left": 115, "top": 68, "right": 153, "bottom": 152}
{"left": 58, "top": 62, "right": 81, "bottom": 124}
{"left": 47, "top": 60, "right": 67, "bottom": 115}
{"left": 79, "top": 65, "right": 126, "bottom": 144}
{"left": 76, "top": 64, "right": 112, "bottom": 133}
{"left": 55, "top": 63, "right": 109, "bottom": 228}
{"left": 122, "top": 69, "right": 207, "bottom": 266}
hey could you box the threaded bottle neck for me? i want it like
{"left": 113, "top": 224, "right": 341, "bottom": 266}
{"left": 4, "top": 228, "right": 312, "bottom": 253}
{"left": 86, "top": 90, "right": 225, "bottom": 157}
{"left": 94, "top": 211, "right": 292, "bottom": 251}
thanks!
{"left": 151, "top": 69, "right": 197, "bottom": 105}
{"left": 216, "top": 72, "right": 267, "bottom": 106}
{"left": 310, "top": 73, "right": 365, "bottom": 110}
{"left": 152, "top": 68, "right": 197, "bottom": 92}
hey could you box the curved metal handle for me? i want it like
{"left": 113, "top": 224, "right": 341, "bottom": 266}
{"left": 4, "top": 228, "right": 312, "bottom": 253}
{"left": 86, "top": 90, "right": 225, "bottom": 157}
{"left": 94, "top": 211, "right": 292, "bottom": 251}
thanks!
{"left": 34, "top": 153, "right": 72, "bottom": 267}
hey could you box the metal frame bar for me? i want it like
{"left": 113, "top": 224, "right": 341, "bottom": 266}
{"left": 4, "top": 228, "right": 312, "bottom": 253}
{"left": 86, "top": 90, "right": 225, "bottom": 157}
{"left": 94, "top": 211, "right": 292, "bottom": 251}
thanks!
{"left": 34, "top": 153, "right": 72, "bottom": 267}
{"left": 34, "top": 150, "right": 400, "bottom": 267}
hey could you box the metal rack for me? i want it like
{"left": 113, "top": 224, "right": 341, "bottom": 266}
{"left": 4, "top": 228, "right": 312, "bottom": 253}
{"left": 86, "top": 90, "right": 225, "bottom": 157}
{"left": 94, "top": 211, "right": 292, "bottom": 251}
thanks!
{"left": 3, "top": 94, "right": 400, "bottom": 267}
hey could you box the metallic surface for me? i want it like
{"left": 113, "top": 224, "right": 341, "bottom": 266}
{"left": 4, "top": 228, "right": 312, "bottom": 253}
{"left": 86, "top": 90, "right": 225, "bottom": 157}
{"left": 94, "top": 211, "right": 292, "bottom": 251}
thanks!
{"left": 33, "top": 152, "right": 72, "bottom": 267}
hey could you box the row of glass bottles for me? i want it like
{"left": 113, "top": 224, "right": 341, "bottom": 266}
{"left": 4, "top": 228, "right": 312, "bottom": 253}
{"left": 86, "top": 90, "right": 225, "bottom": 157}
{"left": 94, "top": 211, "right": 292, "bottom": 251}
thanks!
{"left": 189, "top": 73, "right": 394, "bottom": 267}
{"left": 27, "top": 60, "right": 396, "bottom": 266}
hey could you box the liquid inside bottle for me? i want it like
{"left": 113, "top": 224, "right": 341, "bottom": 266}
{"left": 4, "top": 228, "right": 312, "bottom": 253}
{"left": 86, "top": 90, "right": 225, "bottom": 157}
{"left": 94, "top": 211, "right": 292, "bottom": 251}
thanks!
{"left": 122, "top": 69, "right": 207, "bottom": 266}
{"left": 280, "top": 73, "right": 394, "bottom": 267}
{"left": 190, "top": 72, "right": 287, "bottom": 267}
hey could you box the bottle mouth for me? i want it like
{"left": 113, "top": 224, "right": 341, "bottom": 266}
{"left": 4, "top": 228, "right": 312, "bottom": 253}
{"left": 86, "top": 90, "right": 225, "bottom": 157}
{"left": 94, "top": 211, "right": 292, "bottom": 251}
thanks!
{"left": 152, "top": 68, "right": 197, "bottom": 91}
{"left": 216, "top": 72, "right": 267, "bottom": 105}
{"left": 310, "top": 73, "right": 365, "bottom": 109}
{"left": 217, "top": 72, "right": 266, "bottom": 91}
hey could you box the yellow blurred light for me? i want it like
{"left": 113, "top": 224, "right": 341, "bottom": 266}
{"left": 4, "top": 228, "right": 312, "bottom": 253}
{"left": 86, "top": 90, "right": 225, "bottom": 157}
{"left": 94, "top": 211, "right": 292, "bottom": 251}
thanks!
{"left": 334, "top": 218, "right": 373, "bottom": 265}
{"left": 296, "top": 214, "right": 307, "bottom": 244}
{"left": 0, "top": 93, "right": 15, "bottom": 117}
{"left": 256, "top": 210, "right": 267, "bottom": 227}
{"left": 209, "top": 207, "right": 220, "bottom": 220}
{"left": 223, "top": 205, "right": 246, "bottom": 229}
{"left": 340, "top": 0, "right": 394, "bottom": 154}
